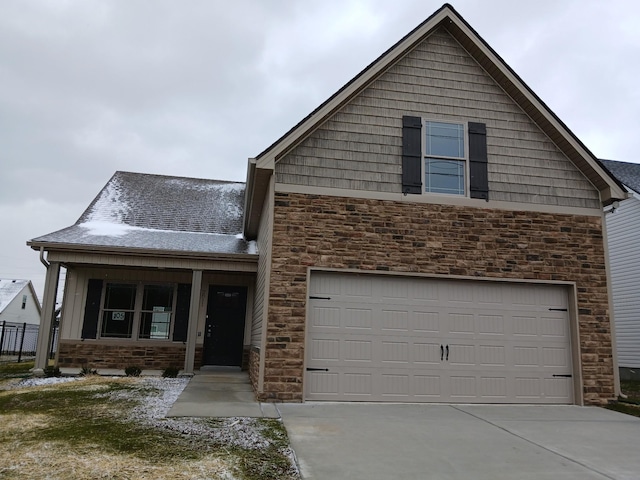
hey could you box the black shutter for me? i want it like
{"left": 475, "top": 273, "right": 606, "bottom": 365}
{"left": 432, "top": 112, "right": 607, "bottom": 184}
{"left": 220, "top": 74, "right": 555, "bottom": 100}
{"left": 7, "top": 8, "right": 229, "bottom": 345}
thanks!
{"left": 402, "top": 116, "right": 423, "bottom": 194}
{"left": 172, "top": 283, "right": 192, "bottom": 342}
{"left": 81, "top": 279, "right": 103, "bottom": 339}
{"left": 468, "top": 122, "right": 489, "bottom": 200}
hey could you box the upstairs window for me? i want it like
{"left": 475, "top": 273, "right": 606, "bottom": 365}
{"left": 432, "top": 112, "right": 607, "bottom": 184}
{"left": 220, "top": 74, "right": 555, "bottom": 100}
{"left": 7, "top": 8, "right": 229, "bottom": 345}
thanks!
{"left": 424, "top": 121, "right": 466, "bottom": 195}
{"left": 402, "top": 116, "right": 488, "bottom": 200}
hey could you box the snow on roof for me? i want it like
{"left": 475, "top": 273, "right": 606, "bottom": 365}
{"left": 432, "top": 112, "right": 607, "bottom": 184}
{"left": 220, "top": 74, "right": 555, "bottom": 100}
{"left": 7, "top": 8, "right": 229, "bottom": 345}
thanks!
{"left": 601, "top": 160, "right": 640, "bottom": 196}
{"left": 30, "top": 172, "right": 255, "bottom": 256}
{"left": 0, "top": 279, "right": 29, "bottom": 313}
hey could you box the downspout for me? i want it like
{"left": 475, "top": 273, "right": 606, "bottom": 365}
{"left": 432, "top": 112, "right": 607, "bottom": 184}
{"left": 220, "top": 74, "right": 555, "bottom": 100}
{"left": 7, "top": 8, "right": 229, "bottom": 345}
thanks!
{"left": 40, "top": 247, "right": 50, "bottom": 268}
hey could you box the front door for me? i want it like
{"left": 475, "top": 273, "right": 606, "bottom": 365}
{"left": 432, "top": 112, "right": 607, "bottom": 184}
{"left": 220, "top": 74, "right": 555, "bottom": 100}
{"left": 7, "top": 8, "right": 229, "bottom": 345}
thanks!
{"left": 202, "top": 286, "right": 247, "bottom": 366}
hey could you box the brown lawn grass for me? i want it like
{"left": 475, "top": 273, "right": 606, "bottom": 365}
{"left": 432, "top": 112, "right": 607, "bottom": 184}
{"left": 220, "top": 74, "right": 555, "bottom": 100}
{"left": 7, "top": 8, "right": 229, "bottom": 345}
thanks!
{"left": 0, "top": 376, "right": 298, "bottom": 480}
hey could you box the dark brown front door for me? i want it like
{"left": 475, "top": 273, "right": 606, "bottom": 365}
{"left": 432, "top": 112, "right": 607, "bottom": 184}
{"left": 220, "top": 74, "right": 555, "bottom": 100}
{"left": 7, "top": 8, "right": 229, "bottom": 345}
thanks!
{"left": 202, "top": 286, "right": 247, "bottom": 366}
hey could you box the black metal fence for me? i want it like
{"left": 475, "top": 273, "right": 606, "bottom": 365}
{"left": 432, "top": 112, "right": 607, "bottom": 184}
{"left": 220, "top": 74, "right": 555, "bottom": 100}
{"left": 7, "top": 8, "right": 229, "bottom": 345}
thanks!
{"left": 0, "top": 321, "right": 59, "bottom": 363}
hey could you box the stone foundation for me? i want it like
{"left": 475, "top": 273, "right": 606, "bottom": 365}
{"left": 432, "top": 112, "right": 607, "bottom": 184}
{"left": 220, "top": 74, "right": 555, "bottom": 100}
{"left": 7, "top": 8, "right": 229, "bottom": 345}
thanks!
{"left": 57, "top": 341, "right": 203, "bottom": 371}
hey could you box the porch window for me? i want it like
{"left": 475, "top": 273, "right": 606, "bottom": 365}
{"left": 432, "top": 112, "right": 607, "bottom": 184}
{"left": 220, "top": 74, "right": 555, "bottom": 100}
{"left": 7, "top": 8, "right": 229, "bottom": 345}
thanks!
{"left": 100, "top": 282, "right": 175, "bottom": 340}
{"left": 139, "top": 285, "right": 174, "bottom": 340}
{"left": 101, "top": 283, "right": 136, "bottom": 338}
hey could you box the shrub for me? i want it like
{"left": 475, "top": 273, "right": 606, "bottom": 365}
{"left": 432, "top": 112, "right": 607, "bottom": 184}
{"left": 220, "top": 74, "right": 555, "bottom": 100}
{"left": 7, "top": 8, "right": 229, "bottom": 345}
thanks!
{"left": 43, "top": 366, "right": 61, "bottom": 378}
{"left": 162, "top": 366, "right": 180, "bottom": 378}
{"left": 124, "top": 366, "right": 142, "bottom": 377}
{"left": 79, "top": 365, "right": 98, "bottom": 376}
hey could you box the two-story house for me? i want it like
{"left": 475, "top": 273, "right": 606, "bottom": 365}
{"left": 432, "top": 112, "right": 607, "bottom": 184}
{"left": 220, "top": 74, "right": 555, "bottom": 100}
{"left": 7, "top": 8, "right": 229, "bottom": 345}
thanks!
{"left": 29, "top": 4, "right": 625, "bottom": 406}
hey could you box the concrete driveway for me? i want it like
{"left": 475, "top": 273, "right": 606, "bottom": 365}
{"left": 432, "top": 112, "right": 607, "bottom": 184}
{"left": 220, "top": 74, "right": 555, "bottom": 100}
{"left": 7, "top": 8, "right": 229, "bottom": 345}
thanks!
{"left": 278, "top": 403, "right": 640, "bottom": 480}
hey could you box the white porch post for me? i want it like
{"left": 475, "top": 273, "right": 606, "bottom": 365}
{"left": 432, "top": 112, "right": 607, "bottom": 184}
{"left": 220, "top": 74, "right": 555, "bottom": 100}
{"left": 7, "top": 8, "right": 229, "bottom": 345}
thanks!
{"left": 33, "top": 261, "right": 61, "bottom": 374}
{"left": 183, "top": 270, "right": 202, "bottom": 374}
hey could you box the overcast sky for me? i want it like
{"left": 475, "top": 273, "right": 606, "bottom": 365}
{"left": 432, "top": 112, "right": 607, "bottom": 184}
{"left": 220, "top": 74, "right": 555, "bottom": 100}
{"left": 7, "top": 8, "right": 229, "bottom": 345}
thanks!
{"left": 1, "top": 0, "right": 639, "bottom": 301}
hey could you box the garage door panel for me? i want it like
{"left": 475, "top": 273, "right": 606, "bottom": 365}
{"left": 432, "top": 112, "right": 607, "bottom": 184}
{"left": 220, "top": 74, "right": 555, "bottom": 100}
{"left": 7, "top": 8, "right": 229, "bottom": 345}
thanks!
{"left": 541, "top": 347, "right": 571, "bottom": 367}
{"left": 310, "top": 338, "right": 340, "bottom": 361}
{"left": 513, "top": 316, "right": 539, "bottom": 336}
{"left": 310, "top": 306, "right": 341, "bottom": 327}
{"left": 448, "top": 313, "right": 475, "bottom": 334}
{"left": 380, "top": 309, "right": 410, "bottom": 331}
{"left": 307, "top": 372, "right": 339, "bottom": 397}
{"left": 413, "top": 342, "right": 442, "bottom": 364}
{"left": 412, "top": 311, "right": 440, "bottom": 332}
{"left": 381, "top": 341, "right": 410, "bottom": 363}
{"left": 479, "top": 377, "right": 508, "bottom": 398}
{"left": 306, "top": 273, "right": 573, "bottom": 404}
{"left": 381, "top": 374, "right": 410, "bottom": 396}
{"left": 515, "top": 377, "right": 542, "bottom": 398}
{"left": 543, "top": 378, "right": 572, "bottom": 400}
{"left": 540, "top": 316, "right": 569, "bottom": 337}
{"left": 478, "top": 345, "right": 506, "bottom": 366}
{"left": 344, "top": 308, "right": 373, "bottom": 329}
{"left": 414, "top": 375, "right": 442, "bottom": 397}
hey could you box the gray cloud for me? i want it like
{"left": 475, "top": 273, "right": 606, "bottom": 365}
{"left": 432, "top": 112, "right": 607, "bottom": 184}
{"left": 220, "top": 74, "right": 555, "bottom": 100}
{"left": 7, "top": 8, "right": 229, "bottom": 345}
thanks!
{"left": 1, "top": 0, "right": 638, "bottom": 298}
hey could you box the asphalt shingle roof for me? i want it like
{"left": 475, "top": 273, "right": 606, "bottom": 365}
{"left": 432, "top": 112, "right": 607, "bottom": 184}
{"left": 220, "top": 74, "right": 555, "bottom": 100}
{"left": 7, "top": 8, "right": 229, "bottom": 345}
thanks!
{"left": 30, "top": 172, "right": 255, "bottom": 256}
{"left": 601, "top": 160, "right": 640, "bottom": 195}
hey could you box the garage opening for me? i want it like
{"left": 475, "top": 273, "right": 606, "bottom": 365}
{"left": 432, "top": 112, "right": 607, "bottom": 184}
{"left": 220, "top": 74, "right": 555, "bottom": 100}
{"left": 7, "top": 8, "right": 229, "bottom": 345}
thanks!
{"left": 305, "top": 272, "right": 574, "bottom": 404}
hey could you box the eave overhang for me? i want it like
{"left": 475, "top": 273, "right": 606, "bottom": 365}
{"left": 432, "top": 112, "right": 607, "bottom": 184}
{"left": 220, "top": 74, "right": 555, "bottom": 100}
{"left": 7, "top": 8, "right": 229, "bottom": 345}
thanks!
{"left": 243, "top": 158, "right": 273, "bottom": 239}
{"left": 27, "top": 240, "right": 258, "bottom": 264}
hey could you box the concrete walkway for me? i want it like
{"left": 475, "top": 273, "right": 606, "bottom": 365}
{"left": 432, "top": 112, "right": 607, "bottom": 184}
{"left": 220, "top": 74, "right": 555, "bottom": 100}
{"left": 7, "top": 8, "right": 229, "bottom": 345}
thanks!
{"left": 167, "top": 367, "right": 279, "bottom": 418}
{"left": 279, "top": 403, "right": 640, "bottom": 480}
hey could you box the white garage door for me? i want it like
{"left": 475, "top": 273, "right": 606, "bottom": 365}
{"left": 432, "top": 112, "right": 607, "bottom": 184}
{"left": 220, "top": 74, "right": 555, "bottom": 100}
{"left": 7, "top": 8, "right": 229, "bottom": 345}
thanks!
{"left": 305, "top": 272, "right": 574, "bottom": 404}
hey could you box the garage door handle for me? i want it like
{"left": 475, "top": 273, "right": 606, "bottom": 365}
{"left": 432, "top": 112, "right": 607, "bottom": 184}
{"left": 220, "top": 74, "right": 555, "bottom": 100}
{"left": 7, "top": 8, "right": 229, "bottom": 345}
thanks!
{"left": 440, "top": 345, "right": 444, "bottom": 361}
{"left": 306, "top": 368, "right": 329, "bottom": 372}
{"left": 446, "top": 345, "right": 449, "bottom": 361}
{"left": 553, "top": 374, "right": 572, "bottom": 378}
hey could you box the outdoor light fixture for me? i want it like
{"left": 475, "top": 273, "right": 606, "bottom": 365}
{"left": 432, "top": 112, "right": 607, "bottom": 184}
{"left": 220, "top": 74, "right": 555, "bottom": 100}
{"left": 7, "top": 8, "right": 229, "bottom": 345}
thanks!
{"left": 605, "top": 200, "right": 620, "bottom": 214}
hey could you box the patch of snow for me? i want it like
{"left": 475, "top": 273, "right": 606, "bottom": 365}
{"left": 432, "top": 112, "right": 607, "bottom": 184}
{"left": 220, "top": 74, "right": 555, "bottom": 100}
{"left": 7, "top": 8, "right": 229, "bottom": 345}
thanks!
{"left": 164, "top": 178, "right": 245, "bottom": 194}
{"left": 79, "top": 221, "right": 142, "bottom": 237}
{"left": 211, "top": 183, "right": 245, "bottom": 193}
{"left": 14, "top": 376, "right": 84, "bottom": 388}
{"left": 247, "top": 240, "right": 258, "bottom": 255}
{"left": 120, "top": 378, "right": 274, "bottom": 450}
{"left": 85, "top": 180, "right": 130, "bottom": 223}
{"left": 78, "top": 221, "right": 247, "bottom": 239}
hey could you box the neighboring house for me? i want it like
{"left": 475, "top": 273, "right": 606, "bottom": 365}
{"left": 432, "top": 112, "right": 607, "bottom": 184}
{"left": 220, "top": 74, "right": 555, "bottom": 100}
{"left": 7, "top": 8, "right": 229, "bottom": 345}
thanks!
{"left": 0, "top": 279, "right": 41, "bottom": 325}
{"left": 601, "top": 159, "right": 640, "bottom": 380}
{"left": 29, "top": 5, "right": 626, "bottom": 406}
{"left": 0, "top": 279, "right": 41, "bottom": 356}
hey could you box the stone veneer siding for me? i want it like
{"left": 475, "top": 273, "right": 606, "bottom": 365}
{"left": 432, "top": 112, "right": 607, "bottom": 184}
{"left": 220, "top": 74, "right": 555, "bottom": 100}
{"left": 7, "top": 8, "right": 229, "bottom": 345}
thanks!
{"left": 249, "top": 346, "right": 261, "bottom": 393}
{"left": 262, "top": 192, "right": 614, "bottom": 404}
{"left": 58, "top": 341, "right": 204, "bottom": 371}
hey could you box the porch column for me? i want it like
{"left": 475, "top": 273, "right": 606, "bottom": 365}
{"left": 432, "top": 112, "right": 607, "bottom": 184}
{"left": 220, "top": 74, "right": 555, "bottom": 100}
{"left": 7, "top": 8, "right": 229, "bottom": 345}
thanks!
{"left": 183, "top": 270, "right": 202, "bottom": 374}
{"left": 34, "top": 261, "right": 61, "bottom": 374}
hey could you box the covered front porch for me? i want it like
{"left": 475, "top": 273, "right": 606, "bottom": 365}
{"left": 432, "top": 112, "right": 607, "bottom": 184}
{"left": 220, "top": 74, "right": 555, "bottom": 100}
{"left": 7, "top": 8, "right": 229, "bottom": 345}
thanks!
{"left": 32, "top": 249, "right": 257, "bottom": 376}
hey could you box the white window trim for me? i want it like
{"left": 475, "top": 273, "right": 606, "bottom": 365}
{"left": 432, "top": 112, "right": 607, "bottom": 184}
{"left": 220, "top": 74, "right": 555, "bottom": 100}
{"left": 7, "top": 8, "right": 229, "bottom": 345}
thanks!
{"left": 422, "top": 119, "right": 470, "bottom": 197}
{"left": 98, "top": 282, "right": 178, "bottom": 341}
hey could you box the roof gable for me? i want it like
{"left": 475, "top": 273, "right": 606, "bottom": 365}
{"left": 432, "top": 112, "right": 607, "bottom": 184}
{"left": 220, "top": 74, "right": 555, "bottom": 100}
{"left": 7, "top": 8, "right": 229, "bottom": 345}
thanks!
{"left": 249, "top": 3, "right": 625, "bottom": 208}
{"left": 0, "top": 279, "right": 39, "bottom": 314}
